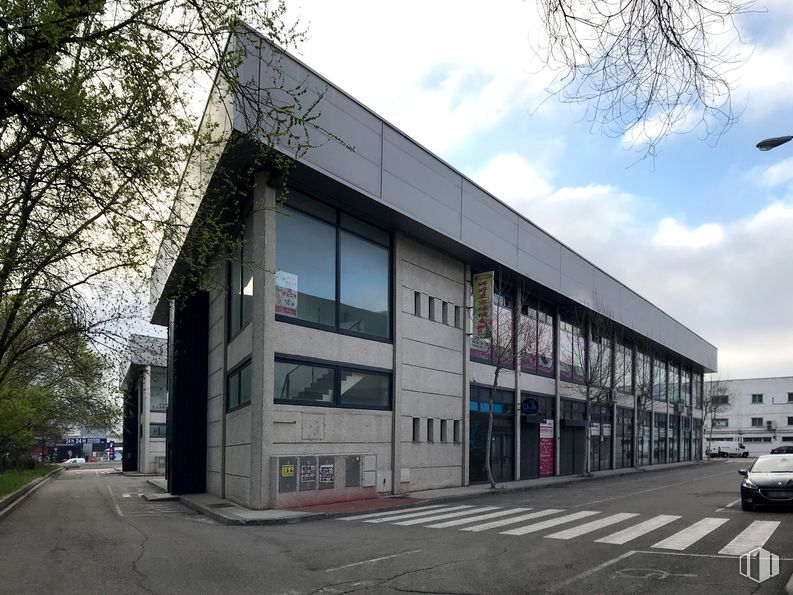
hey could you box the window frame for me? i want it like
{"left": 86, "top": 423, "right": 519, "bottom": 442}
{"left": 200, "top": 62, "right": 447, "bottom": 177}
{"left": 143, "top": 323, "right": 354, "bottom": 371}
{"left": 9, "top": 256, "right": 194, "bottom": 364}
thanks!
{"left": 273, "top": 354, "right": 392, "bottom": 411}
{"left": 149, "top": 422, "right": 167, "bottom": 439}
{"left": 227, "top": 205, "right": 254, "bottom": 341}
{"left": 274, "top": 191, "right": 394, "bottom": 343}
{"left": 226, "top": 358, "right": 252, "bottom": 413}
{"left": 751, "top": 393, "right": 763, "bottom": 404}
{"left": 751, "top": 417, "right": 764, "bottom": 428}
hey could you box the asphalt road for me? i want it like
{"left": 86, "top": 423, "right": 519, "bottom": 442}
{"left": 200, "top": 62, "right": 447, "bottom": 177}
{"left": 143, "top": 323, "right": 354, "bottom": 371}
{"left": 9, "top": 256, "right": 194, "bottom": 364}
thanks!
{"left": 1, "top": 460, "right": 790, "bottom": 594}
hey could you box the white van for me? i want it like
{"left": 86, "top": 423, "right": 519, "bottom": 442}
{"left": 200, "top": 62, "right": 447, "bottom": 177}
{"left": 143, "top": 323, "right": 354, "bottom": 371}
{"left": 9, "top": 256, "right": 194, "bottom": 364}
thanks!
{"left": 60, "top": 457, "right": 86, "bottom": 469}
{"left": 709, "top": 441, "right": 748, "bottom": 458}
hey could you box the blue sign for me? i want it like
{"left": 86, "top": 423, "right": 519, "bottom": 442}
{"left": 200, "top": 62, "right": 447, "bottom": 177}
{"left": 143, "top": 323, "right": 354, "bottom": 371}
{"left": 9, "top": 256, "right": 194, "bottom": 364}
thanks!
{"left": 521, "top": 398, "right": 539, "bottom": 415}
{"left": 64, "top": 437, "right": 107, "bottom": 445}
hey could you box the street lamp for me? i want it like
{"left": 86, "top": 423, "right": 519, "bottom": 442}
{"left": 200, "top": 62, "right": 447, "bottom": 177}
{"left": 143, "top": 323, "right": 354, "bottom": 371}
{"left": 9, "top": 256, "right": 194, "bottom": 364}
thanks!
{"left": 756, "top": 135, "right": 793, "bottom": 151}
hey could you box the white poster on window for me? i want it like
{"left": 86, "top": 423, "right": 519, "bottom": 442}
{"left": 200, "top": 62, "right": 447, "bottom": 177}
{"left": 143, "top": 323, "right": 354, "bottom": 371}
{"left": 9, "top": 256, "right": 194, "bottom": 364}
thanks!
{"left": 591, "top": 422, "right": 601, "bottom": 436}
{"left": 275, "top": 271, "right": 298, "bottom": 317}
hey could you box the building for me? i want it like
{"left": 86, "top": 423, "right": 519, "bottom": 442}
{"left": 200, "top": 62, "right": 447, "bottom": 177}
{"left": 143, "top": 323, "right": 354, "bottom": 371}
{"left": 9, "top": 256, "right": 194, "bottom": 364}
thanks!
{"left": 149, "top": 28, "right": 717, "bottom": 509}
{"left": 121, "top": 335, "right": 168, "bottom": 474}
{"left": 705, "top": 377, "right": 793, "bottom": 455}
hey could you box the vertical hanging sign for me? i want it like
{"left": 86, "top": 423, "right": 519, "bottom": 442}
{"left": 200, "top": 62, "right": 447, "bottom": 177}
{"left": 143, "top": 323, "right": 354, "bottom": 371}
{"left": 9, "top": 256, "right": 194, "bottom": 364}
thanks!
{"left": 275, "top": 270, "right": 298, "bottom": 317}
{"left": 471, "top": 271, "right": 493, "bottom": 350}
{"left": 539, "top": 420, "right": 554, "bottom": 477}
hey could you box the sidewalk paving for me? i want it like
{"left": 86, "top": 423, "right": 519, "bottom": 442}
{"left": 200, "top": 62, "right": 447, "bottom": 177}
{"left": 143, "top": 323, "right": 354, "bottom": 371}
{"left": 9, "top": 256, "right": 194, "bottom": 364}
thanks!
{"left": 145, "top": 459, "right": 726, "bottom": 526}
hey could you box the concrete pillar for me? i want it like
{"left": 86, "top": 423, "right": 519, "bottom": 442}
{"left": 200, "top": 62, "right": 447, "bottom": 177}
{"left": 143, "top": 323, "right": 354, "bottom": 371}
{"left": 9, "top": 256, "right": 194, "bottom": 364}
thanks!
{"left": 462, "top": 264, "right": 471, "bottom": 486}
{"left": 391, "top": 233, "right": 403, "bottom": 493}
{"left": 554, "top": 305, "right": 561, "bottom": 477}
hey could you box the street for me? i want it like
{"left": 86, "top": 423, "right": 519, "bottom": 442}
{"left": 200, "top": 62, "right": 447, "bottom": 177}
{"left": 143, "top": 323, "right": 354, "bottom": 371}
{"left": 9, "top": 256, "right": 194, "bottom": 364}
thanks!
{"left": 1, "top": 461, "right": 790, "bottom": 594}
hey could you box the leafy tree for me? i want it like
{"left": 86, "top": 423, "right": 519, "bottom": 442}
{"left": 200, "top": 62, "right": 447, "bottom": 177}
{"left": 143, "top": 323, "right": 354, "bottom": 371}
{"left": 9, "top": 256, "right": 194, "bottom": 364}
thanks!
{"left": 537, "top": 0, "right": 752, "bottom": 155}
{"left": 0, "top": 1, "right": 320, "bottom": 424}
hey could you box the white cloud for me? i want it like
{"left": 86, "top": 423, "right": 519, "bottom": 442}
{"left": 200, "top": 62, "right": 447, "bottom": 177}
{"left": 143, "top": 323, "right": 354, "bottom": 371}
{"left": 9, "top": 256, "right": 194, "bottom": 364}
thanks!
{"left": 752, "top": 155, "right": 793, "bottom": 187}
{"left": 474, "top": 153, "right": 793, "bottom": 378}
{"left": 285, "top": 0, "right": 556, "bottom": 154}
{"left": 652, "top": 218, "right": 724, "bottom": 249}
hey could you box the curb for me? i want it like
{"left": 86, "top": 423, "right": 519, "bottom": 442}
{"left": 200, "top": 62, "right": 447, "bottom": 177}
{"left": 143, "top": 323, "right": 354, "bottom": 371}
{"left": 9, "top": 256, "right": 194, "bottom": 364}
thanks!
{"left": 0, "top": 467, "right": 62, "bottom": 520}
{"left": 168, "top": 460, "right": 705, "bottom": 526}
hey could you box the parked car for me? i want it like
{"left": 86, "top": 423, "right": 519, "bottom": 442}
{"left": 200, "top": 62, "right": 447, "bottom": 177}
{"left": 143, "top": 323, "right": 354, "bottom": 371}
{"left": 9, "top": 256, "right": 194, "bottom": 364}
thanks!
{"left": 739, "top": 454, "right": 793, "bottom": 511}
{"left": 60, "top": 457, "right": 86, "bottom": 469}
{"left": 770, "top": 445, "right": 793, "bottom": 454}
{"left": 708, "top": 441, "right": 748, "bottom": 458}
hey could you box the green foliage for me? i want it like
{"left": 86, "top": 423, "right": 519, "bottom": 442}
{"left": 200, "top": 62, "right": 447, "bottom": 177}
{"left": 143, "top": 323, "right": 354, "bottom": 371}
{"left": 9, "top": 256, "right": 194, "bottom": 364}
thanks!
{"left": 0, "top": 1, "right": 318, "bottom": 440}
{"left": 0, "top": 466, "right": 57, "bottom": 499}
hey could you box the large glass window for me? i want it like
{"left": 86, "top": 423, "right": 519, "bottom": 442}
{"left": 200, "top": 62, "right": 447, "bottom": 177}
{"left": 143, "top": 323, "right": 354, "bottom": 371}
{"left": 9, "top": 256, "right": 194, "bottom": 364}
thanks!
{"left": 615, "top": 341, "right": 633, "bottom": 394}
{"left": 693, "top": 371, "right": 702, "bottom": 408}
{"left": 274, "top": 357, "right": 391, "bottom": 410}
{"left": 275, "top": 192, "right": 391, "bottom": 340}
{"left": 638, "top": 410, "right": 652, "bottom": 466}
{"left": 682, "top": 368, "right": 692, "bottom": 408}
{"left": 653, "top": 356, "right": 667, "bottom": 402}
{"left": 149, "top": 367, "right": 168, "bottom": 412}
{"left": 616, "top": 407, "right": 633, "bottom": 469}
{"left": 590, "top": 405, "right": 613, "bottom": 472}
{"left": 228, "top": 210, "right": 254, "bottom": 337}
{"left": 340, "top": 216, "right": 390, "bottom": 338}
{"left": 590, "top": 331, "right": 612, "bottom": 389}
{"left": 560, "top": 317, "right": 585, "bottom": 383}
{"left": 519, "top": 299, "right": 555, "bottom": 377}
{"left": 226, "top": 361, "right": 251, "bottom": 412}
{"left": 470, "top": 286, "right": 514, "bottom": 368}
{"left": 668, "top": 362, "right": 680, "bottom": 404}
{"left": 654, "top": 412, "right": 668, "bottom": 463}
{"left": 149, "top": 423, "right": 167, "bottom": 439}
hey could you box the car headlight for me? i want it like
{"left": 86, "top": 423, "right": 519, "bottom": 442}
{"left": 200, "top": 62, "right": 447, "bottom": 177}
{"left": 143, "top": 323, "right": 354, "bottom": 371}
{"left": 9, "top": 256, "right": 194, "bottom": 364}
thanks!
{"left": 743, "top": 477, "right": 759, "bottom": 490}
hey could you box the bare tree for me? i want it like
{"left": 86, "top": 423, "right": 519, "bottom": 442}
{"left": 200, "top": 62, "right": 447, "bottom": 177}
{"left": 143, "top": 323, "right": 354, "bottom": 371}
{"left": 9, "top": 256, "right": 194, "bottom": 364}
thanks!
{"left": 702, "top": 375, "right": 732, "bottom": 458}
{"left": 472, "top": 272, "right": 539, "bottom": 488}
{"left": 561, "top": 302, "right": 616, "bottom": 475}
{"left": 537, "top": 0, "right": 754, "bottom": 156}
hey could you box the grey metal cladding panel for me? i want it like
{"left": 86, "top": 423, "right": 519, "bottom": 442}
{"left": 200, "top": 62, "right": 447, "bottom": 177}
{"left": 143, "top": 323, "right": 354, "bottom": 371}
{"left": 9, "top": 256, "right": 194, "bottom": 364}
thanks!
{"left": 518, "top": 219, "right": 561, "bottom": 270}
{"left": 381, "top": 127, "right": 463, "bottom": 239}
{"left": 382, "top": 126, "right": 463, "bottom": 212}
{"left": 252, "top": 47, "right": 383, "bottom": 198}
{"left": 592, "top": 271, "right": 624, "bottom": 314}
{"left": 517, "top": 249, "right": 561, "bottom": 292}
{"left": 461, "top": 181, "right": 518, "bottom": 268}
{"left": 560, "top": 247, "right": 595, "bottom": 305}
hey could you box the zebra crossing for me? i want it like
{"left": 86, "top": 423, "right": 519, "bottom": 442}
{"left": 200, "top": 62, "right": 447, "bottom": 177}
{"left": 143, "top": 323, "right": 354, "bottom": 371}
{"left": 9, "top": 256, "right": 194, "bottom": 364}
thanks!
{"left": 338, "top": 504, "right": 784, "bottom": 556}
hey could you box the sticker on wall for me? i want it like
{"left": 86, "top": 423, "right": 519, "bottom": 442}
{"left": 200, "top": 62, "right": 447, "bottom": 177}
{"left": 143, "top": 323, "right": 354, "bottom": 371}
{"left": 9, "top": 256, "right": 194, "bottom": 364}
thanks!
{"left": 275, "top": 270, "right": 298, "bottom": 317}
{"left": 319, "top": 463, "right": 335, "bottom": 483}
{"left": 471, "top": 271, "right": 493, "bottom": 350}
{"left": 281, "top": 464, "right": 295, "bottom": 478}
{"left": 300, "top": 465, "right": 317, "bottom": 482}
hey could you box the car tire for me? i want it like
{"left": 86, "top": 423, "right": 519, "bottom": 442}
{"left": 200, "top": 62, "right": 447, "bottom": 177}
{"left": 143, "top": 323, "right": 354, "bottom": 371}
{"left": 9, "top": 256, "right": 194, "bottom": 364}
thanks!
{"left": 741, "top": 501, "right": 754, "bottom": 512}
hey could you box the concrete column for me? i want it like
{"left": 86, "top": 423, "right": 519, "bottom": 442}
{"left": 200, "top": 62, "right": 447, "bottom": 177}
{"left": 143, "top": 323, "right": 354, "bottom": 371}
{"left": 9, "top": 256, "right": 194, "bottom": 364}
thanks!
{"left": 462, "top": 264, "right": 471, "bottom": 486}
{"left": 250, "top": 171, "right": 277, "bottom": 509}
{"left": 142, "top": 366, "right": 151, "bottom": 473}
{"left": 554, "top": 305, "right": 561, "bottom": 477}
{"left": 514, "top": 286, "right": 522, "bottom": 479}
{"left": 391, "top": 233, "right": 403, "bottom": 493}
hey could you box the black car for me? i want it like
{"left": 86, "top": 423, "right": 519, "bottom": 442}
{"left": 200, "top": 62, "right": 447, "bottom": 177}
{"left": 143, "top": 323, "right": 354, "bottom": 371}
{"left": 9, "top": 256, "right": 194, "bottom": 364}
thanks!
{"left": 739, "top": 455, "right": 793, "bottom": 511}
{"left": 770, "top": 445, "right": 793, "bottom": 454}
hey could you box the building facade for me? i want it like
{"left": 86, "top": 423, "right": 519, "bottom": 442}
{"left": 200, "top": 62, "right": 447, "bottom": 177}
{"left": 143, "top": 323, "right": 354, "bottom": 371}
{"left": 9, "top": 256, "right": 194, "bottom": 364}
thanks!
{"left": 705, "top": 377, "right": 793, "bottom": 455}
{"left": 150, "top": 29, "right": 717, "bottom": 509}
{"left": 121, "top": 335, "right": 168, "bottom": 474}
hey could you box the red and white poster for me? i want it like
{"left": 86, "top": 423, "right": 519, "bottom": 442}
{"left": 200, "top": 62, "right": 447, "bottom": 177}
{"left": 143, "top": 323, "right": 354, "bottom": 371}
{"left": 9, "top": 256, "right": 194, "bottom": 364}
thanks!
{"left": 275, "top": 271, "right": 298, "bottom": 317}
{"left": 539, "top": 420, "right": 554, "bottom": 477}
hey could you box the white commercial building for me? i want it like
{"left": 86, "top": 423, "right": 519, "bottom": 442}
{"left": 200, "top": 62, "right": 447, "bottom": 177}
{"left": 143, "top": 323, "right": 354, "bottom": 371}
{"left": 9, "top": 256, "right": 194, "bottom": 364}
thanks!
{"left": 705, "top": 377, "right": 793, "bottom": 455}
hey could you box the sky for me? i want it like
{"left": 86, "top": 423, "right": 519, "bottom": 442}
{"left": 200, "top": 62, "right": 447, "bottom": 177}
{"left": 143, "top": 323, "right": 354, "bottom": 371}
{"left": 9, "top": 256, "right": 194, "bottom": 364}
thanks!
{"left": 277, "top": 0, "right": 793, "bottom": 380}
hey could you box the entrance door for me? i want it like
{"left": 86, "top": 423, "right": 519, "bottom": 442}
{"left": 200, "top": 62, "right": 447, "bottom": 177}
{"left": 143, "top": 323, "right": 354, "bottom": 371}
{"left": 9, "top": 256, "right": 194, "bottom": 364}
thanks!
{"left": 520, "top": 421, "right": 540, "bottom": 479}
{"left": 560, "top": 424, "right": 585, "bottom": 475}
{"left": 492, "top": 431, "right": 515, "bottom": 482}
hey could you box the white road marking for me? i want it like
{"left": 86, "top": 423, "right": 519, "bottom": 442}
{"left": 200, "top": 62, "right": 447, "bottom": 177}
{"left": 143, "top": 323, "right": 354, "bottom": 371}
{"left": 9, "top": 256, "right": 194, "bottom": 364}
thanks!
{"left": 393, "top": 506, "right": 500, "bottom": 526}
{"left": 716, "top": 499, "right": 741, "bottom": 512}
{"left": 460, "top": 509, "right": 564, "bottom": 532}
{"left": 501, "top": 510, "right": 600, "bottom": 536}
{"left": 718, "top": 520, "right": 781, "bottom": 556}
{"left": 427, "top": 507, "right": 533, "bottom": 529}
{"left": 363, "top": 505, "right": 473, "bottom": 524}
{"left": 549, "top": 550, "right": 638, "bottom": 592}
{"left": 324, "top": 549, "right": 423, "bottom": 572}
{"left": 652, "top": 517, "right": 728, "bottom": 551}
{"left": 122, "top": 493, "right": 131, "bottom": 498}
{"left": 338, "top": 505, "right": 447, "bottom": 521}
{"left": 636, "top": 549, "right": 793, "bottom": 561}
{"left": 107, "top": 484, "right": 123, "bottom": 517}
{"left": 596, "top": 515, "right": 681, "bottom": 545}
{"left": 545, "top": 512, "right": 639, "bottom": 540}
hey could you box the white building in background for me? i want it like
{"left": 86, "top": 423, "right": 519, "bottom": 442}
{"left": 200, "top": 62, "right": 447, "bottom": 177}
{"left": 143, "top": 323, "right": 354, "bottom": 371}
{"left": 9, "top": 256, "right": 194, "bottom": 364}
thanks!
{"left": 121, "top": 335, "right": 168, "bottom": 474}
{"left": 705, "top": 377, "right": 793, "bottom": 455}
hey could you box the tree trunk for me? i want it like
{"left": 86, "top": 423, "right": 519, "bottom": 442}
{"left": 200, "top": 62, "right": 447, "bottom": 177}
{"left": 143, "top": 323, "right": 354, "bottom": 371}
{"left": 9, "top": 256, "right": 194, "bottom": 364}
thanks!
{"left": 485, "top": 368, "right": 500, "bottom": 489}
{"left": 585, "top": 389, "right": 592, "bottom": 476}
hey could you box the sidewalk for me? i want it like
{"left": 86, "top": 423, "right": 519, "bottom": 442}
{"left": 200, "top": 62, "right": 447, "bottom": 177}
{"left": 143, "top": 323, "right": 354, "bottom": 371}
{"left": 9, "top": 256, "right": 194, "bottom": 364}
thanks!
{"left": 147, "top": 459, "right": 725, "bottom": 526}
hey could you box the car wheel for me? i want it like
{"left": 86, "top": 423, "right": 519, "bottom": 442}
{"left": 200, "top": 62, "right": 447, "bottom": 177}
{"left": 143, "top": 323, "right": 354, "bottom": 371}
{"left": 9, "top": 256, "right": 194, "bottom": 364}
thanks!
{"left": 741, "top": 501, "right": 754, "bottom": 511}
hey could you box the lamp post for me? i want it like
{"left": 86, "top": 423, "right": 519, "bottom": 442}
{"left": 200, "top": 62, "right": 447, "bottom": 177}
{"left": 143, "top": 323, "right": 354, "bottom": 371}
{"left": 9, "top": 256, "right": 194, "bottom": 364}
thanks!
{"left": 756, "top": 135, "right": 793, "bottom": 151}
